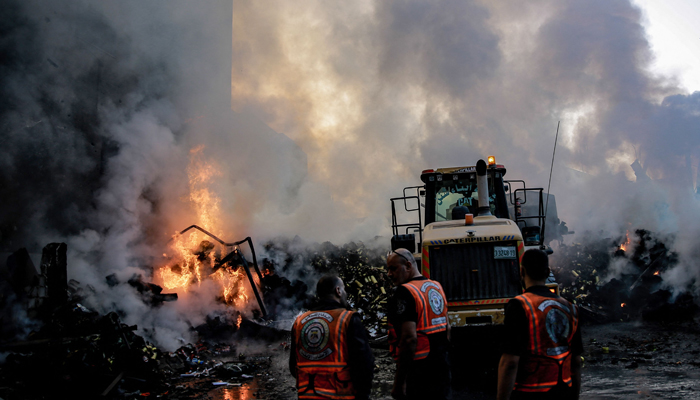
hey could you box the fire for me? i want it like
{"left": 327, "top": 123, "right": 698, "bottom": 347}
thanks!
{"left": 621, "top": 303, "right": 626, "bottom": 308}
{"left": 187, "top": 145, "right": 222, "bottom": 233}
{"left": 654, "top": 271, "right": 660, "bottom": 276}
{"left": 212, "top": 266, "right": 249, "bottom": 305}
{"left": 619, "top": 231, "right": 631, "bottom": 252}
{"left": 155, "top": 146, "right": 258, "bottom": 310}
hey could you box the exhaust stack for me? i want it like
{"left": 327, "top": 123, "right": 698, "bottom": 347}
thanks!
{"left": 476, "top": 159, "right": 492, "bottom": 216}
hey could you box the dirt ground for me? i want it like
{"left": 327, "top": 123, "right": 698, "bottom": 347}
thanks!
{"left": 577, "top": 316, "right": 700, "bottom": 399}
{"left": 200, "top": 315, "right": 700, "bottom": 400}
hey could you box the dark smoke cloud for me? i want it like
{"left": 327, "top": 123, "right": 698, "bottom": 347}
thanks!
{"left": 0, "top": 0, "right": 314, "bottom": 348}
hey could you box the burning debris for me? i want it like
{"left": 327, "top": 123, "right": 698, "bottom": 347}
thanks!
{"left": 0, "top": 235, "right": 393, "bottom": 399}
{"left": 4, "top": 229, "right": 700, "bottom": 399}
{"left": 157, "top": 225, "right": 267, "bottom": 318}
{"left": 19, "top": 222, "right": 700, "bottom": 400}
{"left": 0, "top": 240, "right": 287, "bottom": 399}
{"left": 552, "top": 229, "right": 699, "bottom": 323}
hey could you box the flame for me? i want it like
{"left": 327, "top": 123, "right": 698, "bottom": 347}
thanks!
{"left": 187, "top": 145, "right": 222, "bottom": 233}
{"left": 212, "top": 266, "right": 250, "bottom": 307}
{"left": 619, "top": 231, "right": 631, "bottom": 252}
{"left": 155, "top": 146, "right": 259, "bottom": 310}
{"left": 653, "top": 271, "right": 660, "bottom": 276}
{"left": 621, "top": 303, "right": 626, "bottom": 308}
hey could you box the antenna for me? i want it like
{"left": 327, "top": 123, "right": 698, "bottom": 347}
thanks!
{"left": 543, "top": 121, "right": 560, "bottom": 242}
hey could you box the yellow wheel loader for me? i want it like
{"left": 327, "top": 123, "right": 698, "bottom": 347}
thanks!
{"left": 390, "top": 157, "right": 558, "bottom": 329}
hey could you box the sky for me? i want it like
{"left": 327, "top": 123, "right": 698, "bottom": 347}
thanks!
{"left": 635, "top": 0, "right": 700, "bottom": 93}
{"left": 3, "top": 0, "right": 700, "bottom": 348}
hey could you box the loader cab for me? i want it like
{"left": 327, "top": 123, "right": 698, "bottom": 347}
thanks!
{"left": 390, "top": 160, "right": 549, "bottom": 252}
{"left": 420, "top": 164, "right": 510, "bottom": 224}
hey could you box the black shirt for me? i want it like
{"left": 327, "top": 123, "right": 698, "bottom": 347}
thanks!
{"left": 289, "top": 300, "right": 375, "bottom": 400}
{"left": 502, "top": 285, "right": 583, "bottom": 356}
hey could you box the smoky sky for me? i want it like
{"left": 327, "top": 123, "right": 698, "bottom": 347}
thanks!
{"left": 231, "top": 0, "right": 700, "bottom": 290}
{"left": 3, "top": 0, "right": 700, "bottom": 346}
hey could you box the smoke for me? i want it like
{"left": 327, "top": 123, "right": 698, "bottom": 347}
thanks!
{"left": 230, "top": 0, "right": 700, "bottom": 293}
{"left": 2, "top": 0, "right": 700, "bottom": 346}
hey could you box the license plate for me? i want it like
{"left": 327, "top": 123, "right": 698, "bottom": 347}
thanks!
{"left": 494, "top": 246, "right": 516, "bottom": 259}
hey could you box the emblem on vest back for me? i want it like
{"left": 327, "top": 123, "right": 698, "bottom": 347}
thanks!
{"left": 539, "top": 301, "right": 571, "bottom": 356}
{"left": 421, "top": 281, "right": 440, "bottom": 293}
{"left": 300, "top": 312, "right": 333, "bottom": 361}
{"left": 428, "top": 288, "right": 444, "bottom": 315}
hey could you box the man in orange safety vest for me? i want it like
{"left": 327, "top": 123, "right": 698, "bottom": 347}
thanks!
{"left": 497, "top": 248, "right": 582, "bottom": 400}
{"left": 386, "top": 248, "right": 451, "bottom": 400}
{"left": 290, "top": 275, "right": 374, "bottom": 400}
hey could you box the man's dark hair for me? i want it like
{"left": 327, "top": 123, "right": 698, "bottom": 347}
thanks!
{"left": 316, "top": 275, "right": 342, "bottom": 298}
{"left": 521, "top": 249, "right": 550, "bottom": 280}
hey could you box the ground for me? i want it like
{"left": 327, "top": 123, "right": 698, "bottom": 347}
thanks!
{"left": 578, "top": 317, "right": 700, "bottom": 399}
{"left": 201, "top": 315, "right": 700, "bottom": 399}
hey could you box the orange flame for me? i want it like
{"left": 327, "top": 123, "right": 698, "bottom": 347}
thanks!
{"left": 187, "top": 145, "right": 222, "bottom": 234}
{"left": 156, "top": 146, "right": 259, "bottom": 310}
{"left": 653, "top": 271, "right": 660, "bottom": 276}
{"left": 619, "top": 231, "right": 631, "bottom": 252}
{"left": 621, "top": 303, "right": 626, "bottom": 308}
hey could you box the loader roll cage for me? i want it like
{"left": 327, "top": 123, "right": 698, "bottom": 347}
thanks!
{"left": 390, "top": 186, "right": 424, "bottom": 252}
{"left": 389, "top": 176, "right": 549, "bottom": 251}
{"left": 504, "top": 180, "right": 547, "bottom": 246}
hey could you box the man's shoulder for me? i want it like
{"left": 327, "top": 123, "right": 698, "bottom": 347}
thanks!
{"left": 524, "top": 285, "right": 560, "bottom": 298}
{"left": 346, "top": 312, "right": 367, "bottom": 333}
{"left": 294, "top": 308, "right": 351, "bottom": 323}
{"left": 391, "top": 284, "right": 413, "bottom": 299}
{"left": 405, "top": 276, "right": 428, "bottom": 285}
{"left": 505, "top": 296, "right": 525, "bottom": 313}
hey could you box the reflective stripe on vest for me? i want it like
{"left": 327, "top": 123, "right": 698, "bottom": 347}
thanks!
{"left": 513, "top": 292, "right": 579, "bottom": 393}
{"left": 388, "top": 279, "right": 448, "bottom": 361}
{"left": 293, "top": 309, "right": 356, "bottom": 400}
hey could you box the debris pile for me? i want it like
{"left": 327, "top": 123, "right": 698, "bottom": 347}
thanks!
{"left": 262, "top": 239, "right": 392, "bottom": 337}
{"left": 551, "top": 229, "right": 699, "bottom": 323}
{"left": 1, "top": 308, "right": 169, "bottom": 399}
{"left": 0, "top": 243, "right": 280, "bottom": 399}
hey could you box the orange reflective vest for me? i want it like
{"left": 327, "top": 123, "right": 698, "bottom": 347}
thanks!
{"left": 388, "top": 279, "right": 448, "bottom": 361}
{"left": 292, "top": 308, "right": 356, "bottom": 399}
{"left": 513, "top": 292, "right": 579, "bottom": 393}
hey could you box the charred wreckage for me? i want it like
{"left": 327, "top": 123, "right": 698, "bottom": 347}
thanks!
{"left": 0, "top": 226, "right": 392, "bottom": 399}
{"left": 0, "top": 223, "right": 698, "bottom": 399}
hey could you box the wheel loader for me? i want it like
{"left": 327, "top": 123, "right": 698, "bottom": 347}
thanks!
{"left": 389, "top": 157, "right": 559, "bottom": 328}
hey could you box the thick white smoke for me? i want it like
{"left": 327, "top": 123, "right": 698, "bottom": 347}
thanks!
{"left": 3, "top": 0, "right": 700, "bottom": 347}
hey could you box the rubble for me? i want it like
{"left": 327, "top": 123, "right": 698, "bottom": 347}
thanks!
{"left": 104, "top": 273, "right": 179, "bottom": 306}
{"left": 261, "top": 239, "right": 392, "bottom": 338}
{"left": 0, "top": 295, "right": 276, "bottom": 399}
{"left": 551, "top": 229, "right": 699, "bottom": 323}
{"left": 40, "top": 243, "right": 68, "bottom": 308}
{"left": 0, "top": 242, "right": 279, "bottom": 399}
{"left": 3, "top": 232, "right": 700, "bottom": 399}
